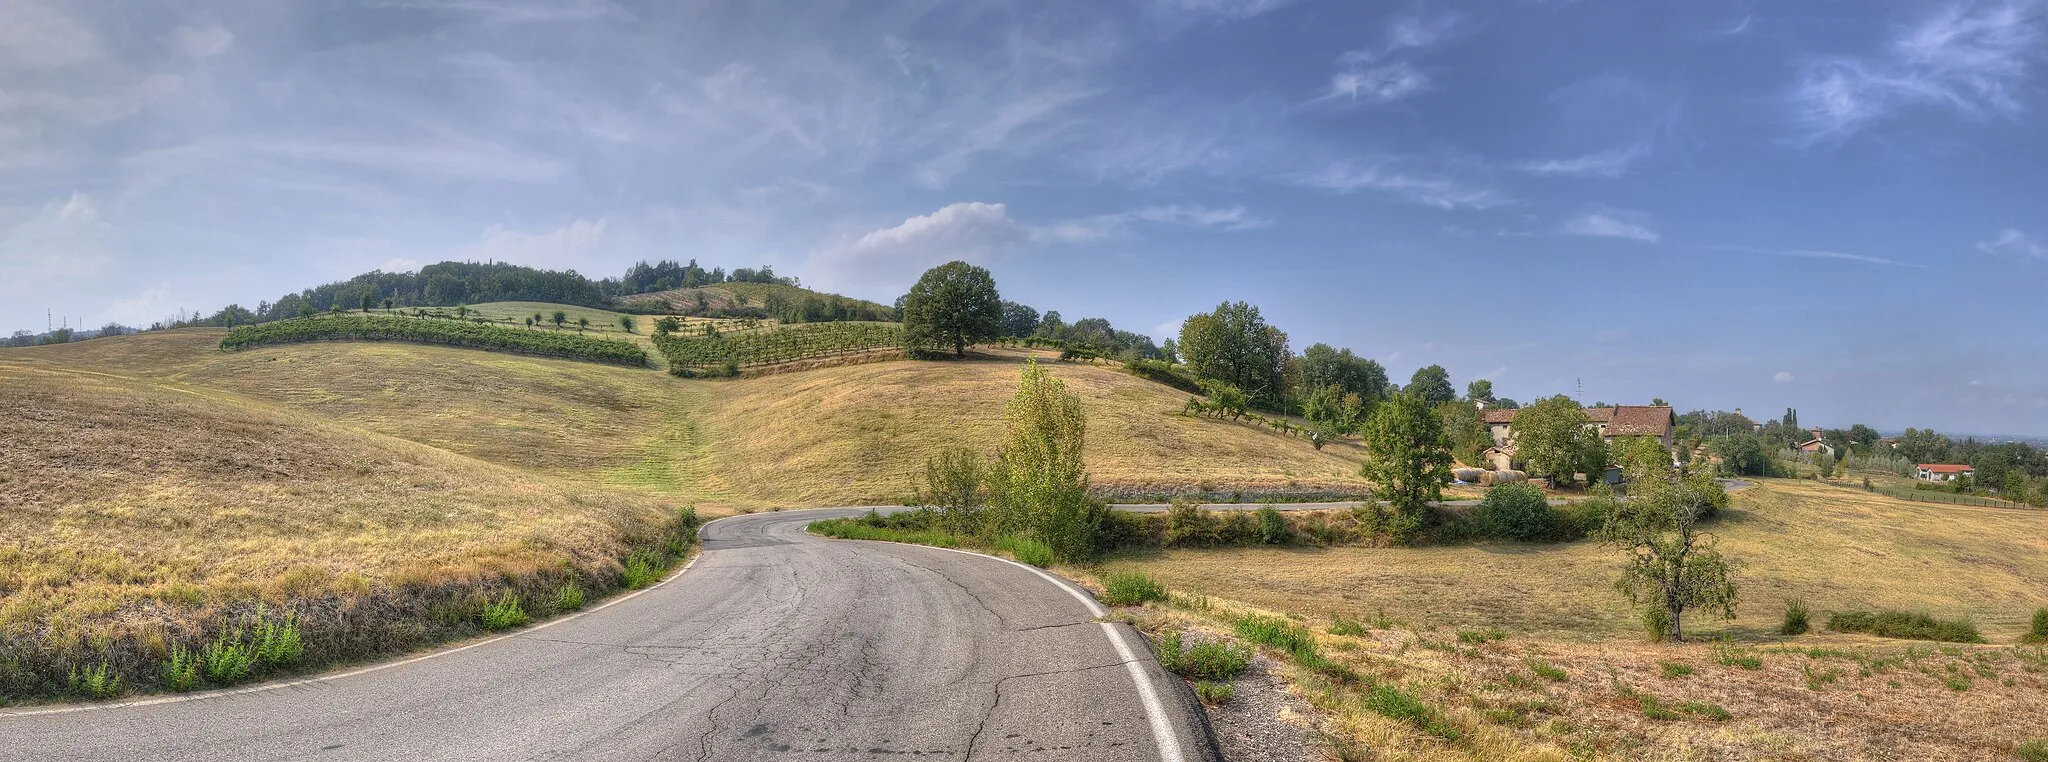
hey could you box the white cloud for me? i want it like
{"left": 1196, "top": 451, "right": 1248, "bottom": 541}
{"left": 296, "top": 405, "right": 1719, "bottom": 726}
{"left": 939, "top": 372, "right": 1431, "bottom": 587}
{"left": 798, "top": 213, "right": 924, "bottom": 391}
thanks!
{"left": 172, "top": 25, "right": 233, "bottom": 59}
{"left": 1790, "top": 2, "right": 2042, "bottom": 142}
{"left": 1514, "top": 142, "right": 1651, "bottom": 178}
{"left": 1701, "top": 244, "right": 1924, "bottom": 268}
{"left": 1977, "top": 228, "right": 2048, "bottom": 260}
{"left": 379, "top": 257, "right": 423, "bottom": 273}
{"left": 1324, "top": 62, "right": 1430, "bottom": 104}
{"left": 247, "top": 139, "right": 570, "bottom": 184}
{"left": 1145, "top": 0, "right": 1300, "bottom": 23}
{"left": 1040, "top": 204, "right": 1271, "bottom": 242}
{"left": 0, "top": 0, "right": 102, "bottom": 72}
{"left": 1773, "top": 371, "right": 1794, "bottom": 383}
{"left": 459, "top": 219, "right": 607, "bottom": 270}
{"left": 804, "top": 202, "right": 1028, "bottom": 295}
{"left": 1288, "top": 158, "right": 1509, "bottom": 209}
{"left": 103, "top": 285, "right": 174, "bottom": 328}
{"left": 0, "top": 192, "right": 115, "bottom": 298}
{"left": 1562, "top": 209, "right": 1659, "bottom": 242}
{"left": 1316, "top": 14, "right": 1461, "bottom": 105}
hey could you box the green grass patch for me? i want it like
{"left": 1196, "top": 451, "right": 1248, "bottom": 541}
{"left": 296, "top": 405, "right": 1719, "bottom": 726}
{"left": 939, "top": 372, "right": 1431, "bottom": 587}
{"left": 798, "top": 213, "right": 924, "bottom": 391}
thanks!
{"left": 1714, "top": 643, "right": 1763, "bottom": 669}
{"left": 1194, "top": 680, "right": 1236, "bottom": 705}
{"left": 221, "top": 314, "right": 649, "bottom": 366}
{"left": 1328, "top": 616, "right": 1368, "bottom": 637}
{"left": 992, "top": 535, "right": 1055, "bottom": 568}
{"left": 1154, "top": 631, "right": 1252, "bottom": 681}
{"left": 1826, "top": 610, "right": 1987, "bottom": 643}
{"left": 1456, "top": 627, "right": 1507, "bottom": 644}
{"left": 2015, "top": 739, "right": 2048, "bottom": 762}
{"left": 806, "top": 518, "right": 961, "bottom": 548}
{"left": 1101, "top": 572, "right": 1169, "bottom": 606}
{"left": 1527, "top": 659, "right": 1568, "bottom": 682}
{"left": 1363, "top": 683, "right": 1460, "bottom": 740}
{"left": 1659, "top": 661, "right": 1693, "bottom": 678}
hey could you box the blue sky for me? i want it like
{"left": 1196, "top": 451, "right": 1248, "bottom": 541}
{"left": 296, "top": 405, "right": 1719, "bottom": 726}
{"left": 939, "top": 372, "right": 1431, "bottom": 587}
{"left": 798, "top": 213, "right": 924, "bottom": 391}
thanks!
{"left": 3, "top": 0, "right": 2046, "bottom": 434}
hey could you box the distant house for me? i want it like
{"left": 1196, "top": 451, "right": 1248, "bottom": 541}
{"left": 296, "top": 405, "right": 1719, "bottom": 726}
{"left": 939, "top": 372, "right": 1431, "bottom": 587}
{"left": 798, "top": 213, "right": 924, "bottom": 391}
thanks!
{"left": 1481, "top": 404, "right": 1676, "bottom": 470}
{"left": 1915, "top": 464, "right": 1974, "bottom": 482}
{"left": 1795, "top": 428, "right": 1835, "bottom": 456}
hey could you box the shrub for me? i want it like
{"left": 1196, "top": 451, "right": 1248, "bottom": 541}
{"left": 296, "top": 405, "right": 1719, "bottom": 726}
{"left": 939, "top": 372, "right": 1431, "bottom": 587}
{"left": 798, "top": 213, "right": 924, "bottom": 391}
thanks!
{"left": 66, "top": 662, "right": 121, "bottom": 699}
{"left": 2025, "top": 607, "right": 2048, "bottom": 644}
{"left": 1255, "top": 506, "right": 1288, "bottom": 544}
{"left": 621, "top": 553, "right": 661, "bottom": 589}
{"left": 1781, "top": 599, "right": 1811, "bottom": 635}
{"left": 201, "top": 631, "right": 256, "bottom": 685}
{"left": 1193, "top": 680, "right": 1236, "bottom": 705}
{"left": 1164, "top": 500, "right": 1220, "bottom": 547}
{"left": 480, "top": 592, "right": 529, "bottom": 631}
{"left": 1475, "top": 483, "right": 1556, "bottom": 541}
{"left": 555, "top": 583, "right": 586, "bottom": 612}
{"left": 161, "top": 645, "right": 202, "bottom": 692}
{"left": 1100, "top": 572, "right": 1168, "bottom": 606}
{"left": 253, "top": 614, "right": 305, "bottom": 668}
{"left": 993, "top": 535, "right": 1055, "bottom": 568}
{"left": 1827, "top": 610, "right": 1987, "bottom": 643}
{"left": 1154, "top": 631, "right": 1252, "bottom": 681}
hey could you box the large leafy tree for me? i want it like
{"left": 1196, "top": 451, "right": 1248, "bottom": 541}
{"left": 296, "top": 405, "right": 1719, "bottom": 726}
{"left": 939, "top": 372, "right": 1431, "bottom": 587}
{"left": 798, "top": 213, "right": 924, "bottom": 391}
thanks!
{"left": 1601, "top": 456, "right": 1737, "bottom": 642}
{"left": 1000, "top": 301, "right": 1040, "bottom": 338}
{"left": 1300, "top": 384, "right": 1364, "bottom": 449}
{"left": 1359, "top": 391, "right": 1453, "bottom": 540}
{"left": 1438, "top": 400, "right": 1491, "bottom": 467}
{"left": 985, "top": 360, "right": 1102, "bottom": 561}
{"left": 1465, "top": 379, "right": 1495, "bottom": 404}
{"left": 1705, "top": 432, "right": 1775, "bottom": 476}
{"left": 1296, "top": 343, "right": 1391, "bottom": 411}
{"left": 1513, "top": 395, "right": 1608, "bottom": 485}
{"left": 902, "top": 261, "right": 1003, "bottom": 357}
{"left": 1178, "top": 301, "right": 1291, "bottom": 408}
{"left": 1405, "top": 364, "right": 1456, "bottom": 407}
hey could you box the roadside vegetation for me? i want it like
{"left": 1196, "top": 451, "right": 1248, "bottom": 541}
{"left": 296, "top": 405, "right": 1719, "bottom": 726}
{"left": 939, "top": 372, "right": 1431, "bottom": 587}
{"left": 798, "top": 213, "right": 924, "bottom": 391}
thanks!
{"left": 220, "top": 313, "right": 649, "bottom": 366}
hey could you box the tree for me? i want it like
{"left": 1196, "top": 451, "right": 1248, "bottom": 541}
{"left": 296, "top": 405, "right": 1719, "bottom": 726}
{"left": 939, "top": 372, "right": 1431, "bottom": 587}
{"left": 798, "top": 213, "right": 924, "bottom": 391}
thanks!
{"left": 1405, "top": 365, "right": 1455, "bottom": 407}
{"left": 381, "top": 298, "right": 394, "bottom": 312}
{"left": 915, "top": 447, "right": 988, "bottom": 534}
{"left": 1199, "top": 381, "right": 1249, "bottom": 421}
{"left": 524, "top": 317, "right": 534, "bottom": 328}
{"left": 1494, "top": 397, "right": 1520, "bottom": 410}
{"left": 1300, "top": 384, "right": 1363, "bottom": 449}
{"left": 1513, "top": 396, "right": 1607, "bottom": 486}
{"left": 984, "top": 360, "right": 1103, "bottom": 561}
{"left": 1466, "top": 379, "right": 1496, "bottom": 405}
{"left": 1159, "top": 338, "right": 1180, "bottom": 364}
{"left": 1438, "top": 400, "right": 1491, "bottom": 467}
{"left": 1000, "top": 300, "right": 1040, "bottom": 339}
{"left": 1178, "top": 302, "right": 1290, "bottom": 408}
{"left": 1846, "top": 424, "right": 1882, "bottom": 449}
{"left": 1601, "top": 456, "right": 1737, "bottom": 642}
{"left": 653, "top": 316, "right": 681, "bottom": 336}
{"left": 1706, "top": 433, "right": 1775, "bottom": 476}
{"left": 1297, "top": 343, "right": 1391, "bottom": 411}
{"left": 551, "top": 310, "right": 568, "bottom": 328}
{"left": 902, "top": 261, "right": 1003, "bottom": 358}
{"left": 576, "top": 317, "right": 590, "bottom": 332}
{"left": 619, "top": 315, "right": 637, "bottom": 334}
{"left": 455, "top": 304, "right": 471, "bottom": 320}
{"left": 360, "top": 293, "right": 375, "bottom": 312}
{"left": 1358, "top": 391, "right": 1453, "bottom": 541}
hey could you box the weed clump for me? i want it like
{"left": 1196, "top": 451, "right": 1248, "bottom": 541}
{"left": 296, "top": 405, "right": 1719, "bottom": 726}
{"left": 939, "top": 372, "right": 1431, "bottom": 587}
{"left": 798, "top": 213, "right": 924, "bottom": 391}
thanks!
{"left": 201, "top": 631, "right": 256, "bottom": 685}
{"left": 67, "top": 662, "right": 121, "bottom": 699}
{"left": 1363, "top": 683, "right": 1460, "bottom": 740}
{"left": 2024, "top": 608, "right": 2048, "bottom": 644}
{"left": 1328, "top": 617, "right": 1368, "bottom": 637}
{"left": 621, "top": 553, "right": 661, "bottom": 589}
{"left": 993, "top": 535, "right": 1055, "bottom": 568}
{"left": 2016, "top": 739, "right": 2048, "bottom": 762}
{"left": 1527, "top": 659, "right": 1568, "bottom": 682}
{"left": 161, "top": 645, "right": 201, "bottom": 692}
{"left": 1193, "top": 680, "right": 1236, "bottom": 705}
{"left": 1154, "top": 631, "right": 1251, "bottom": 681}
{"left": 1101, "top": 572, "right": 1168, "bottom": 606}
{"left": 1781, "top": 599, "right": 1811, "bottom": 635}
{"left": 1659, "top": 662, "right": 1693, "bottom": 678}
{"left": 555, "top": 583, "right": 586, "bottom": 612}
{"left": 1827, "top": 610, "right": 1986, "bottom": 643}
{"left": 480, "top": 592, "right": 529, "bottom": 631}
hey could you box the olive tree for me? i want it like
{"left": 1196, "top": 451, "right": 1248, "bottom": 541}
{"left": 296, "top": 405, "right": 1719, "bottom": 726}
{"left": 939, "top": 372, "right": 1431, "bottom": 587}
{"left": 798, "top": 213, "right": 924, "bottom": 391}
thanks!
{"left": 902, "top": 261, "right": 1003, "bottom": 357}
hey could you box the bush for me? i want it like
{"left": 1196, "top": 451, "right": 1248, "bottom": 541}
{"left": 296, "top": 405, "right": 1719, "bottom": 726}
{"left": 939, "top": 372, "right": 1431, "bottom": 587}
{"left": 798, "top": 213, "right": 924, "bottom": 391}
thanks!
{"left": 1255, "top": 506, "right": 1288, "bottom": 545}
{"left": 621, "top": 552, "right": 661, "bottom": 589}
{"left": 221, "top": 314, "right": 648, "bottom": 366}
{"left": 1100, "top": 572, "right": 1168, "bottom": 606}
{"left": 201, "top": 631, "right": 256, "bottom": 685}
{"left": 68, "top": 662, "right": 121, "bottom": 699}
{"left": 253, "top": 614, "right": 305, "bottom": 668}
{"left": 1154, "top": 631, "right": 1252, "bottom": 681}
{"left": 480, "top": 592, "right": 529, "bottom": 631}
{"left": 1193, "top": 680, "right": 1236, "bottom": 705}
{"left": 1826, "top": 610, "right": 1986, "bottom": 643}
{"left": 993, "top": 535, "right": 1055, "bottom": 568}
{"left": 1475, "top": 483, "right": 1556, "bottom": 541}
{"left": 2026, "top": 607, "right": 2048, "bottom": 644}
{"left": 161, "top": 645, "right": 201, "bottom": 692}
{"left": 1781, "top": 599, "right": 1811, "bottom": 635}
{"left": 555, "top": 583, "right": 586, "bottom": 612}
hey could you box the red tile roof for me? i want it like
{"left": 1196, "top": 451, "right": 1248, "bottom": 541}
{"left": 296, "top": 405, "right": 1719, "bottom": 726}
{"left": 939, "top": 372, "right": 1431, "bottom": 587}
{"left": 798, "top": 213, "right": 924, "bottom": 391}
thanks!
{"left": 1482, "top": 409, "right": 1519, "bottom": 424}
{"left": 1478, "top": 405, "right": 1673, "bottom": 437}
{"left": 1918, "top": 464, "right": 1974, "bottom": 473}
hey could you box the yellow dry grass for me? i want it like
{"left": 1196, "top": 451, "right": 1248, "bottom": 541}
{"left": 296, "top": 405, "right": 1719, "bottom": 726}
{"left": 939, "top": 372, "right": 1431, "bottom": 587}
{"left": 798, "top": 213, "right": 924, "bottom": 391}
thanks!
{"left": 0, "top": 359, "right": 676, "bottom": 663}
{"left": 1103, "top": 479, "right": 2048, "bottom": 641}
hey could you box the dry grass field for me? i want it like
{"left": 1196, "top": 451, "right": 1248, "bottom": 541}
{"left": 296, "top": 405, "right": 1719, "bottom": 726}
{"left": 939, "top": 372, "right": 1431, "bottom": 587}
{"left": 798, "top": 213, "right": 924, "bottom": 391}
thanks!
{"left": 1101, "top": 479, "right": 2048, "bottom": 641}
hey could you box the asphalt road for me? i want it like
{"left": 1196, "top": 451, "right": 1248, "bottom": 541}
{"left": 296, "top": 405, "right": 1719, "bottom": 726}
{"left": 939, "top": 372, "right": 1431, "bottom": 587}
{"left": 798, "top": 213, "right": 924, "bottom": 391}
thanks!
{"left": 0, "top": 510, "right": 1218, "bottom": 762}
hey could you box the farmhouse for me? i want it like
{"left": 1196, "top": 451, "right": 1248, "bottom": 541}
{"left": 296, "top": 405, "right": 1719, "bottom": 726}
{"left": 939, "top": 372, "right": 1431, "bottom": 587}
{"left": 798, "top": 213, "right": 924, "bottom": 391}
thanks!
{"left": 1795, "top": 428, "right": 1835, "bottom": 456}
{"left": 1915, "top": 464, "right": 1974, "bottom": 482}
{"left": 1481, "top": 404, "right": 1676, "bottom": 470}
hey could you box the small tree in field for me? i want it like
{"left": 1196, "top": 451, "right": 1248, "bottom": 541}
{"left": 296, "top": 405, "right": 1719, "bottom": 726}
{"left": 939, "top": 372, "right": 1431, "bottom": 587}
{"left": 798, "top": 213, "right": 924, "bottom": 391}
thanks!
{"left": 984, "top": 360, "right": 1102, "bottom": 561}
{"left": 915, "top": 447, "right": 987, "bottom": 535}
{"left": 654, "top": 316, "right": 681, "bottom": 337}
{"left": 619, "top": 315, "right": 637, "bottom": 334}
{"left": 381, "top": 298, "right": 394, "bottom": 312}
{"left": 576, "top": 317, "right": 590, "bottom": 333}
{"left": 1300, "top": 383, "right": 1363, "bottom": 449}
{"left": 551, "top": 310, "right": 567, "bottom": 328}
{"left": 902, "top": 261, "right": 1003, "bottom": 357}
{"left": 1601, "top": 456, "right": 1736, "bottom": 642}
{"left": 1358, "top": 391, "right": 1453, "bottom": 542}
{"left": 360, "top": 293, "right": 375, "bottom": 312}
{"left": 455, "top": 304, "right": 471, "bottom": 320}
{"left": 1513, "top": 395, "right": 1607, "bottom": 487}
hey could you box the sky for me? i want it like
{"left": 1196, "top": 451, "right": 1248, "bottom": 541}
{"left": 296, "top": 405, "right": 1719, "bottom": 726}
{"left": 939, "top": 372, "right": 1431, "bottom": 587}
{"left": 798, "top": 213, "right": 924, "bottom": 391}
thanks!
{"left": 2, "top": 0, "right": 2046, "bottom": 435}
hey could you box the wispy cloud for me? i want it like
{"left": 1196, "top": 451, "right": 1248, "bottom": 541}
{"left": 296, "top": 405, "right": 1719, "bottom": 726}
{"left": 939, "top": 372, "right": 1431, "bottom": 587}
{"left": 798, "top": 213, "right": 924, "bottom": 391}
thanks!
{"left": 1562, "top": 209, "right": 1659, "bottom": 242}
{"left": 1977, "top": 228, "right": 2048, "bottom": 260}
{"left": 1514, "top": 142, "right": 1651, "bottom": 178}
{"left": 1790, "top": 2, "right": 2043, "bottom": 142}
{"left": 1287, "top": 157, "right": 1508, "bottom": 209}
{"left": 1701, "top": 244, "right": 1927, "bottom": 268}
{"left": 803, "top": 202, "right": 1029, "bottom": 295}
{"left": 1143, "top": 0, "right": 1301, "bottom": 24}
{"left": 1037, "top": 204, "right": 1270, "bottom": 242}
{"left": 1315, "top": 13, "right": 1462, "bottom": 105}
{"left": 459, "top": 219, "right": 608, "bottom": 269}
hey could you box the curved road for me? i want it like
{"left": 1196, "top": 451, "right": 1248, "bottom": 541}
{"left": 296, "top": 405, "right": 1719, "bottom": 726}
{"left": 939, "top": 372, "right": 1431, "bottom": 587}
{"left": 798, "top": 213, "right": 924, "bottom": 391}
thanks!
{"left": 0, "top": 510, "right": 1218, "bottom": 762}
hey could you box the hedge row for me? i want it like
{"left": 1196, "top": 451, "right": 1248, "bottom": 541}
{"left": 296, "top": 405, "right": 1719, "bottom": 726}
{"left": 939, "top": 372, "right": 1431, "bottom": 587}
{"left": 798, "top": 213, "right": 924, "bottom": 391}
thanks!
{"left": 220, "top": 315, "right": 650, "bottom": 367}
{"left": 653, "top": 321, "right": 902, "bottom": 373}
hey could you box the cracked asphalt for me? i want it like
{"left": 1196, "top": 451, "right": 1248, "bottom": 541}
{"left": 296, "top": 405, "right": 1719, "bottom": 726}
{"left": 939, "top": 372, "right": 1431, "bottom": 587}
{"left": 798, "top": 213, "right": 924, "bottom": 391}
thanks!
{"left": 0, "top": 509, "right": 1220, "bottom": 762}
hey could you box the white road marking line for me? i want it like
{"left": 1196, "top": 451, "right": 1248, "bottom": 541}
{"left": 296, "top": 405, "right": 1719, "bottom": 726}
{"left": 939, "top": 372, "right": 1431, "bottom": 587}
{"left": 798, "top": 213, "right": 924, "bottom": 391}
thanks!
{"left": 0, "top": 524, "right": 724, "bottom": 719}
{"left": 916, "top": 544, "right": 1186, "bottom": 762}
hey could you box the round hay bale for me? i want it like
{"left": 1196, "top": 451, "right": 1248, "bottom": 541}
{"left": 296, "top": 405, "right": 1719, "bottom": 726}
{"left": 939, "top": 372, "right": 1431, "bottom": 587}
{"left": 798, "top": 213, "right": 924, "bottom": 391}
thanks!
{"left": 1451, "top": 467, "right": 1484, "bottom": 483}
{"left": 1491, "top": 470, "right": 1528, "bottom": 485}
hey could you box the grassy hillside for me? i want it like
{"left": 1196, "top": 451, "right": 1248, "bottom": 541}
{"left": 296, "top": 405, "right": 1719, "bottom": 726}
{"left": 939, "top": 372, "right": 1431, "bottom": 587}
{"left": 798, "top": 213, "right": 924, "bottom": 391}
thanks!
{"left": 0, "top": 358, "right": 690, "bottom": 699}
{"left": 620, "top": 281, "right": 891, "bottom": 316}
